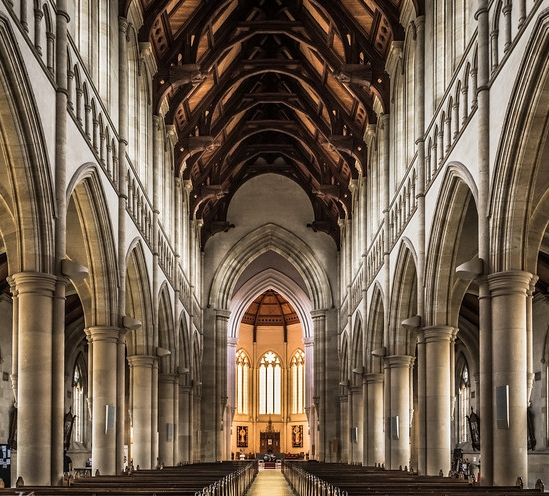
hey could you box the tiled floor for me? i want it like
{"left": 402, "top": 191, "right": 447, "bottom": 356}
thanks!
{"left": 245, "top": 469, "right": 295, "bottom": 496}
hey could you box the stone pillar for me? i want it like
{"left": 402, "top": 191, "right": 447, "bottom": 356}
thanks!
{"left": 420, "top": 326, "right": 455, "bottom": 475}
{"left": 526, "top": 279, "right": 536, "bottom": 403}
{"left": 116, "top": 328, "right": 128, "bottom": 473}
{"left": 128, "top": 355, "right": 156, "bottom": 469}
{"left": 87, "top": 326, "right": 122, "bottom": 475}
{"left": 13, "top": 272, "right": 57, "bottom": 485}
{"left": 350, "top": 384, "right": 363, "bottom": 464}
{"left": 476, "top": 0, "right": 493, "bottom": 483}
{"left": 179, "top": 384, "right": 192, "bottom": 463}
{"left": 385, "top": 355, "right": 414, "bottom": 470}
{"left": 303, "top": 337, "right": 315, "bottom": 458}
{"left": 53, "top": 0, "right": 69, "bottom": 484}
{"left": 312, "top": 309, "right": 338, "bottom": 462}
{"left": 365, "top": 373, "right": 384, "bottom": 466}
{"left": 488, "top": 271, "right": 531, "bottom": 486}
{"left": 158, "top": 373, "right": 177, "bottom": 466}
{"left": 117, "top": 16, "right": 130, "bottom": 473}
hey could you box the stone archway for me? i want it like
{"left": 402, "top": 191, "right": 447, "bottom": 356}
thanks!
{"left": 205, "top": 223, "right": 335, "bottom": 462}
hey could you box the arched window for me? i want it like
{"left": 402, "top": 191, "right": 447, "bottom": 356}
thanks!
{"left": 259, "top": 351, "right": 281, "bottom": 415}
{"left": 458, "top": 362, "right": 470, "bottom": 443}
{"left": 291, "top": 349, "right": 305, "bottom": 414}
{"left": 236, "top": 349, "right": 250, "bottom": 415}
{"left": 72, "top": 358, "right": 87, "bottom": 444}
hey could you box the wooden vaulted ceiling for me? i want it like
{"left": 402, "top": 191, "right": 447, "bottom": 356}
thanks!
{"left": 133, "top": 0, "right": 408, "bottom": 248}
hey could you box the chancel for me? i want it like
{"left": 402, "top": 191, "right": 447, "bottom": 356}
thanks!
{"left": 0, "top": 0, "right": 549, "bottom": 493}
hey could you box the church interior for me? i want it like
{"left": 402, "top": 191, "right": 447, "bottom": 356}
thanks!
{"left": 1, "top": 0, "right": 549, "bottom": 491}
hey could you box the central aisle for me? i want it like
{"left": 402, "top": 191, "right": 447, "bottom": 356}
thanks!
{"left": 246, "top": 469, "right": 295, "bottom": 496}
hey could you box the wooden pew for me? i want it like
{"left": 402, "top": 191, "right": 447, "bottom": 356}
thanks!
{"left": 283, "top": 461, "right": 544, "bottom": 495}
{"left": 0, "top": 461, "right": 256, "bottom": 496}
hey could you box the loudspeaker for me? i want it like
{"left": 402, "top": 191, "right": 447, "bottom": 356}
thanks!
{"left": 391, "top": 416, "right": 400, "bottom": 440}
{"left": 496, "top": 385, "right": 509, "bottom": 429}
{"left": 105, "top": 405, "right": 115, "bottom": 433}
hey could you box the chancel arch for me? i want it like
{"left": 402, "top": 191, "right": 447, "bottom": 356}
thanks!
{"left": 226, "top": 267, "right": 314, "bottom": 461}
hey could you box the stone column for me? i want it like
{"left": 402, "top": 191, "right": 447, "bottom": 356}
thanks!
{"left": 312, "top": 310, "right": 337, "bottom": 461}
{"left": 13, "top": 272, "right": 57, "bottom": 485}
{"left": 350, "top": 384, "right": 363, "bottom": 464}
{"left": 179, "top": 384, "right": 192, "bottom": 463}
{"left": 384, "top": 355, "right": 414, "bottom": 470}
{"left": 117, "top": 16, "right": 130, "bottom": 473}
{"left": 488, "top": 271, "right": 531, "bottom": 486}
{"left": 53, "top": 0, "right": 69, "bottom": 484}
{"left": 158, "top": 373, "right": 177, "bottom": 466}
{"left": 476, "top": 0, "right": 493, "bottom": 484}
{"left": 303, "top": 337, "right": 315, "bottom": 457}
{"left": 420, "top": 326, "right": 455, "bottom": 475}
{"left": 365, "top": 373, "right": 384, "bottom": 466}
{"left": 128, "top": 355, "right": 156, "bottom": 469}
{"left": 87, "top": 326, "right": 122, "bottom": 475}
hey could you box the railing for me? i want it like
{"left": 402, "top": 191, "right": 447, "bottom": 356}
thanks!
{"left": 283, "top": 461, "right": 348, "bottom": 496}
{"left": 194, "top": 461, "right": 258, "bottom": 496}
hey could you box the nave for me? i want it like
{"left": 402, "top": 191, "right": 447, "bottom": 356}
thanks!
{"left": 246, "top": 469, "right": 295, "bottom": 496}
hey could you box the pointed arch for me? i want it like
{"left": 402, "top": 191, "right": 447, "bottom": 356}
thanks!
{"left": 67, "top": 163, "right": 118, "bottom": 327}
{"left": 157, "top": 283, "right": 175, "bottom": 373}
{"left": 367, "top": 282, "right": 385, "bottom": 372}
{"left": 424, "top": 163, "right": 479, "bottom": 327}
{"left": 208, "top": 223, "right": 333, "bottom": 312}
{"left": 350, "top": 316, "right": 363, "bottom": 387}
{"left": 176, "top": 311, "right": 192, "bottom": 386}
{"left": 491, "top": 10, "right": 549, "bottom": 273}
{"left": 389, "top": 238, "right": 418, "bottom": 355}
{"left": 228, "top": 268, "right": 313, "bottom": 341}
{"left": 0, "top": 16, "right": 55, "bottom": 274}
{"left": 125, "top": 240, "right": 154, "bottom": 355}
